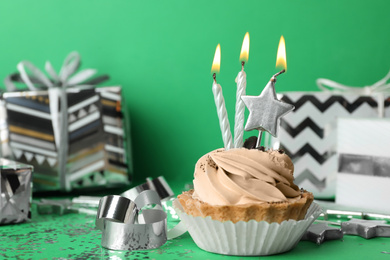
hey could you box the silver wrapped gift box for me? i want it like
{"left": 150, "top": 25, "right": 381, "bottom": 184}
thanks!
{"left": 0, "top": 158, "right": 32, "bottom": 224}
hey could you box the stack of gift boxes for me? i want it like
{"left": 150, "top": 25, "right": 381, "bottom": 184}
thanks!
{"left": 0, "top": 53, "right": 133, "bottom": 224}
{"left": 266, "top": 80, "right": 390, "bottom": 213}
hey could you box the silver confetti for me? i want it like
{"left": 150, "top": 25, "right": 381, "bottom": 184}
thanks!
{"left": 301, "top": 223, "right": 343, "bottom": 245}
{"left": 341, "top": 219, "right": 390, "bottom": 239}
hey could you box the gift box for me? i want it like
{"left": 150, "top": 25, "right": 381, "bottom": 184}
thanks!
{"left": 0, "top": 99, "right": 11, "bottom": 158}
{"left": 1, "top": 52, "right": 132, "bottom": 191}
{"left": 335, "top": 118, "right": 390, "bottom": 214}
{"left": 265, "top": 90, "right": 390, "bottom": 198}
{"left": 0, "top": 158, "right": 33, "bottom": 224}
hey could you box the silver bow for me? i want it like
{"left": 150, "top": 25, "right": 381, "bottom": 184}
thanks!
{"left": 4, "top": 51, "right": 108, "bottom": 91}
{"left": 96, "top": 190, "right": 167, "bottom": 250}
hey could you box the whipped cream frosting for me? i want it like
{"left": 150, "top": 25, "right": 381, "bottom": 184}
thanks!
{"left": 193, "top": 148, "right": 302, "bottom": 206}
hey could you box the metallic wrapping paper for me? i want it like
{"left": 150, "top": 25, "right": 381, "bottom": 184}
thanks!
{"left": 0, "top": 158, "right": 33, "bottom": 224}
{"left": 96, "top": 190, "right": 167, "bottom": 250}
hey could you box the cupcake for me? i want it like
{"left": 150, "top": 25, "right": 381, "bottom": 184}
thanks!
{"left": 175, "top": 146, "right": 320, "bottom": 256}
{"left": 179, "top": 147, "right": 313, "bottom": 223}
{"left": 175, "top": 36, "right": 321, "bottom": 255}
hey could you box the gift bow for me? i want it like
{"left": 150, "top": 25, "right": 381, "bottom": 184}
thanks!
{"left": 4, "top": 51, "right": 108, "bottom": 91}
{"left": 316, "top": 70, "right": 390, "bottom": 94}
{"left": 316, "top": 70, "right": 390, "bottom": 117}
{"left": 4, "top": 52, "right": 108, "bottom": 191}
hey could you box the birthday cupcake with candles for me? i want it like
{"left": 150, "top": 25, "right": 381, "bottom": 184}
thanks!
{"left": 174, "top": 33, "right": 321, "bottom": 256}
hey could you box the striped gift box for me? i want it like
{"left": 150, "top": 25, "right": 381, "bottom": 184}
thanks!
{"left": 97, "top": 86, "right": 133, "bottom": 184}
{"left": 266, "top": 92, "right": 390, "bottom": 198}
{"left": 2, "top": 87, "right": 131, "bottom": 191}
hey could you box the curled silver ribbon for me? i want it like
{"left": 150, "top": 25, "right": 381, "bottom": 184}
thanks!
{"left": 96, "top": 190, "right": 167, "bottom": 250}
{"left": 121, "top": 176, "right": 174, "bottom": 201}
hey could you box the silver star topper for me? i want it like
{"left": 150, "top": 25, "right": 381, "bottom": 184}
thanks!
{"left": 241, "top": 70, "right": 294, "bottom": 147}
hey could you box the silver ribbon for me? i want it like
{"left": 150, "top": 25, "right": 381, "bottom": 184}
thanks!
{"left": 116, "top": 176, "right": 186, "bottom": 240}
{"left": 4, "top": 52, "right": 108, "bottom": 190}
{"left": 316, "top": 70, "right": 390, "bottom": 118}
{"left": 96, "top": 190, "right": 167, "bottom": 250}
{"left": 121, "top": 176, "right": 174, "bottom": 201}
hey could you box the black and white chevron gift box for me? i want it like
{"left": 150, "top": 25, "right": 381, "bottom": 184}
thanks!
{"left": 265, "top": 74, "right": 390, "bottom": 198}
{"left": 1, "top": 52, "right": 132, "bottom": 191}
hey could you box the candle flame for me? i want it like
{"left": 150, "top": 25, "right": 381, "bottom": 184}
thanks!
{"left": 275, "top": 35, "right": 287, "bottom": 71}
{"left": 239, "top": 32, "right": 250, "bottom": 62}
{"left": 211, "top": 44, "right": 221, "bottom": 73}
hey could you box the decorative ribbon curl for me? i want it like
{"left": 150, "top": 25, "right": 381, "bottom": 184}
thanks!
{"left": 118, "top": 176, "right": 187, "bottom": 241}
{"left": 316, "top": 70, "right": 390, "bottom": 118}
{"left": 96, "top": 190, "right": 168, "bottom": 250}
{"left": 3, "top": 52, "right": 109, "bottom": 191}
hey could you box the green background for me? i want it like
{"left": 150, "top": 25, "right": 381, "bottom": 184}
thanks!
{"left": 1, "top": 0, "right": 389, "bottom": 186}
{"left": 1, "top": 1, "right": 390, "bottom": 259}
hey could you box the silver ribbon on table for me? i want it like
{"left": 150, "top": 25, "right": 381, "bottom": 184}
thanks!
{"left": 121, "top": 176, "right": 174, "bottom": 201}
{"left": 316, "top": 70, "right": 390, "bottom": 118}
{"left": 119, "top": 176, "right": 187, "bottom": 239}
{"left": 4, "top": 52, "right": 108, "bottom": 191}
{"left": 96, "top": 190, "right": 167, "bottom": 250}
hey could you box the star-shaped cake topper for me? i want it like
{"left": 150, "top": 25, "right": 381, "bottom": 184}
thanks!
{"left": 241, "top": 70, "right": 294, "bottom": 144}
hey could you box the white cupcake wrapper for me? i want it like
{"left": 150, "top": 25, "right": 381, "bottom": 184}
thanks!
{"left": 173, "top": 199, "right": 322, "bottom": 256}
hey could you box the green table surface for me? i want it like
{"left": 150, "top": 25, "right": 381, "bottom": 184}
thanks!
{"left": 1, "top": 182, "right": 389, "bottom": 260}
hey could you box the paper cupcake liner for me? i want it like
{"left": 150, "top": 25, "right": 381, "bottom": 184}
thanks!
{"left": 173, "top": 199, "right": 322, "bottom": 256}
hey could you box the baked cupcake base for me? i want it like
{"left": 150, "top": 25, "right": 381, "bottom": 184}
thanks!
{"left": 173, "top": 199, "right": 322, "bottom": 256}
{"left": 178, "top": 189, "right": 314, "bottom": 224}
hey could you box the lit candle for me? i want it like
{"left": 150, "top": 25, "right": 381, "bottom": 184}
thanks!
{"left": 276, "top": 35, "right": 287, "bottom": 71}
{"left": 241, "top": 35, "right": 293, "bottom": 148}
{"left": 211, "top": 44, "right": 233, "bottom": 150}
{"left": 234, "top": 32, "right": 250, "bottom": 148}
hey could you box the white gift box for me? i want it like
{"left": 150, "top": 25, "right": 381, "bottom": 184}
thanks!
{"left": 336, "top": 117, "right": 390, "bottom": 214}
{"left": 266, "top": 91, "right": 390, "bottom": 199}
